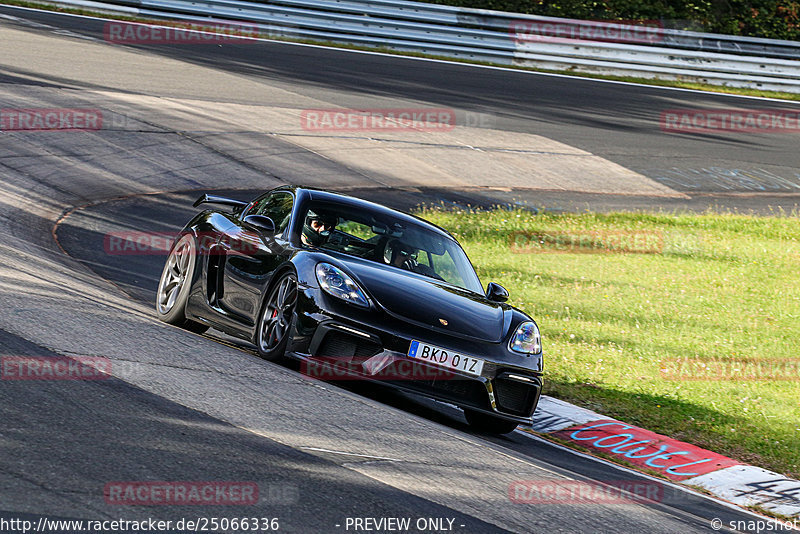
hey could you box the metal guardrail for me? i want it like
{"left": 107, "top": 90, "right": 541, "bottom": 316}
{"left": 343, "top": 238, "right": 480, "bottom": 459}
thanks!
{"left": 34, "top": 0, "right": 800, "bottom": 93}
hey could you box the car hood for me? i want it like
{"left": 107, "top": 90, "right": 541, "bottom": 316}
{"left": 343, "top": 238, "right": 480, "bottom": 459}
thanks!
{"left": 339, "top": 257, "right": 506, "bottom": 342}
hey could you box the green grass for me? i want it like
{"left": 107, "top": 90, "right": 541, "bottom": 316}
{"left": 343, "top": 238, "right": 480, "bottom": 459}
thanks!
{"left": 418, "top": 206, "right": 800, "bottom": 477}
{"left": 3, "top": 0, "right": 800, "bottom": 102}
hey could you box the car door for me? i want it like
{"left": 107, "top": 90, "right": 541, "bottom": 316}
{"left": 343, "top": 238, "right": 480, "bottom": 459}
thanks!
{"left": 217, "top": 191, "right": 294, "bottom": 324}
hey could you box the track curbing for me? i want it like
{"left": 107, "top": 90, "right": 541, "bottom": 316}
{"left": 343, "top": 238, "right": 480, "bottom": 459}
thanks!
{"left": 523, "top": 395, "right": 800, "bottom": 520}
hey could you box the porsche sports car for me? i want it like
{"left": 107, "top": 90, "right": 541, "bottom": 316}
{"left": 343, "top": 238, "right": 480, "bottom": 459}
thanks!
{"left": 156, "top": 186, "right": 543, "bottom": 434}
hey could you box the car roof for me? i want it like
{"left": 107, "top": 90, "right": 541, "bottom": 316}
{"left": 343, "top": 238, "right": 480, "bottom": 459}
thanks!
{"left": 279, "top": 186, "right": 456, "bottom": 241}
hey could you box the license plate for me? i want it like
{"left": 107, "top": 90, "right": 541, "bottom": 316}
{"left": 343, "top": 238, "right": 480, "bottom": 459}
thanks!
{"left": 407, "top": 340, "right": 484, "bottom": 377}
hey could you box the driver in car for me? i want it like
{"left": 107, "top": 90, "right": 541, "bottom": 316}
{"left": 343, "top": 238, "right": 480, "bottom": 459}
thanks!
{"left": 388, "top": 240, "right": 419, "bottom": 271}
{"left": 387, "top": 240, "right": 445, "bottom": 281}
{"left": 302, "top": 210, "right": 337, "bottom": 247}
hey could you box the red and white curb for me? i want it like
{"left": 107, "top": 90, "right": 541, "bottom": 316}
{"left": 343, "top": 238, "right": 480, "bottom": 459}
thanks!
{"left": 522, "top": 396, "right": 800, "bottom": 518}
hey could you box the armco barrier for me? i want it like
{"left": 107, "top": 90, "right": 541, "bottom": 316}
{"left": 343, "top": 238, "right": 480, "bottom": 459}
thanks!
{"left": 37, "top": 0, "right": 800, "bottom": 92}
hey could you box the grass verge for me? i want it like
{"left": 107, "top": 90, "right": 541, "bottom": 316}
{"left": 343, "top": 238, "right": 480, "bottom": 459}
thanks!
{"left": 2, "top": 0, "right": 799, "bottom": 101}
{"left": 418, "top": 206, "right": 800, "bottom": 478}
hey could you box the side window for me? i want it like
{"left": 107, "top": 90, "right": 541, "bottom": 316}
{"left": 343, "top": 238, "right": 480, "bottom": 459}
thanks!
{"left": 248, "top": 192, "right": 293, "bottom": 235}
{"left": 417, "top": 251, "right": 432, "bottom": 267}
{"left": 429, "top": 250, "right": 463, "bottom": 287}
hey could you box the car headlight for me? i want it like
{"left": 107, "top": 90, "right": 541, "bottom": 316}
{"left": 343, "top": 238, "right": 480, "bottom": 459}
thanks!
{"left": 509, "top": 321, "right": 542, "bottom": 355}
{"left": 315, "top": 263, "right": 369, "bottom": 308}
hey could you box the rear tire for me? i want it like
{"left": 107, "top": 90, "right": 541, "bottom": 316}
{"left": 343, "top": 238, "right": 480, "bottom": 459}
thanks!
{"left": 464, "top": 409, "right": 519, "bottom": 434}
{"left": 155, "top": 233, "right": 209, "bottom": 334}
{"left": 256, "top": 272, "right": 298, "bottom": 361}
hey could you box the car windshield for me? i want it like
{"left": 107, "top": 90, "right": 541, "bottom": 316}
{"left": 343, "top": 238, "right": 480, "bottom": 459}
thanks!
{"left": 300, "top": 201, "right": 484, "bottom": 294}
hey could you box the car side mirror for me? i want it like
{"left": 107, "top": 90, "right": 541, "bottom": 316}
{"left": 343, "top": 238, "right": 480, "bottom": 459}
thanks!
{"left": 243, "top": 215, "right": 276, "bottom": 237}
{"left": 486, "top": 282, "right": 509, "bottom": 302}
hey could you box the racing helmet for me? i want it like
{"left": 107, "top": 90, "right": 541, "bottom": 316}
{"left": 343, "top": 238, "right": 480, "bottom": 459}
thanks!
{"left": 303, "top": 210, "right": 337, "bottom": 246}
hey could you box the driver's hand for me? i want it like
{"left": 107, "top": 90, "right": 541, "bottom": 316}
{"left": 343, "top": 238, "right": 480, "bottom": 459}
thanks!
{"left": 401, "top": 258, "right": 418, "bottom": 271}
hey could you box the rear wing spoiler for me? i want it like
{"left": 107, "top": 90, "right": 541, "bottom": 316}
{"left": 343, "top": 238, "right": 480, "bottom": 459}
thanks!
{"left": 193, "top": 194, "right": 248, "bottom": 209}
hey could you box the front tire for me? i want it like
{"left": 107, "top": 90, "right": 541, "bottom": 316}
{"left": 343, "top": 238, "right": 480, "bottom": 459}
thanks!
{"left": 256, "top": 272, "right": 298, "bottom": 361}
{"left": 464, "top": 409, "right": 519, "bottom": 434}
{"left": 155, "top": 233, "right": 208, "bottom": 333}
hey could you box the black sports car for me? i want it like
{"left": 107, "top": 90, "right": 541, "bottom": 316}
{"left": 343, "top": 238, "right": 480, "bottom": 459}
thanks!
{"left": 156, "top": 186, "right": 543, "bottom": 433}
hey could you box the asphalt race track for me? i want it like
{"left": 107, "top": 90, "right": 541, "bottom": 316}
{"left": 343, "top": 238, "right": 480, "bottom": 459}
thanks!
{"left": 1, "top": 5, "right": 799, "bottom": 533}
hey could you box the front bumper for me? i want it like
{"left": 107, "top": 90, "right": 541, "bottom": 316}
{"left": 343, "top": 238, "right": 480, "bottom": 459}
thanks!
{"left": 288, "top": 288, "right": 543, "bottom": 424}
